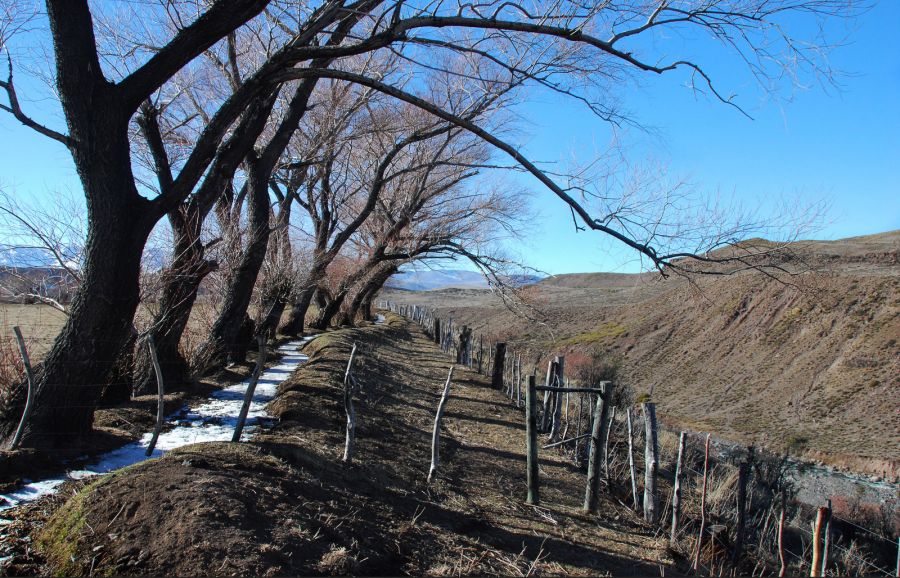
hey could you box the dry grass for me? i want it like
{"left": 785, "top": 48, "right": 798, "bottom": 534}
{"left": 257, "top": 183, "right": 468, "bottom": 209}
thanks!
{"left": 380, "top": 232, "right": 900, "bottom": 475}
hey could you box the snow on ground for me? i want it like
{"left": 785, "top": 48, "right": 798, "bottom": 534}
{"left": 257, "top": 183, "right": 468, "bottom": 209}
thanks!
{"left": 374, "top": 313, "right": 386, "bottom": 324}
{"left": 0, "top": 337, "right": 314, "bottom": 513}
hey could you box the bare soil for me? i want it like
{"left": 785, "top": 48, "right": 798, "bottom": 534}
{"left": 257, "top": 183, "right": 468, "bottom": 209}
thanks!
{"left": 12, "top": 314, "right": 674, "bottom": 576}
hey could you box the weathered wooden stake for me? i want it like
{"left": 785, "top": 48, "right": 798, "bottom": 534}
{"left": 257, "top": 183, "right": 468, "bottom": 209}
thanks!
{"left": 894, "top": 536, "right": 899, "bottom": 578}
{"left": 428, "top": 366, "right": 455, "bottom": 483}
{"left": 575, "top": 393, "right": 584, "bottom": 463}
{"left": 692, "top": 433, "right": 711, "bottom": 573}
{"left": 732, "top": 459, "right": 750, "bottom": 568}
{"left": 478, "top": 334, "right": 484, "bottom": 374}
{"left": 145, "top": 335, "right": 166, "bottom": 457}
{"left": 342, "top": 343, "right": 359, "bottom": 463}
{"left": 510, "top": 354, "right": 518, "bottom": 407}
{"left": 433, "top": 318, "right": 441, "bottom": 343}
{"left": 9, "top": 327, "right": 35, "bottom": 450}
{"left": 810, "top": 505, "right": 829, "bottom": 577}
{"left": 491, "top": 342, "right": 506, "bottom": 389}
{"left": 778, "top": 491, "right": 787, "bottom": 577}
{"left": 583, "top": 383, "right": 610, "bottom": 513}
{"left": 550, "top": 356, "right": 565, "bottom": 440}
{"left": 603, "top": 406, "right": 616, "bottom": 486}
{"left": 670, "top": 431, "right": 687, "bottom": 544}
{"left": 541, "top": 359, "right": 556, "bottom": 432}
{"left": 822, "top": 498, "right": 832, "bottom": 575}
{"left": 232, "top": 335, "right": 268, "bottom": 443}
{"left": 642, "top": 402, "right": 660, "bottom": 524}
{"left": 525, "top": 374, "right": 539, "bottom": 505}
{"left": 731, "top": 450, "right": 753, "bottom": 569}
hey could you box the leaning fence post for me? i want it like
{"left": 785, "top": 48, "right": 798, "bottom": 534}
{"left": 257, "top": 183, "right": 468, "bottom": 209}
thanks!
{"left": 9, "top": 326, "right": 35, "bottom": 450}
{"left": 525, "top": 374, "right": 539, "bottom": 505}
{"left": 144, "top": 335, "right": 166, "bottom": 457}
{"left": 491, "top": 342, "right": 506, "bottom": 389}
{"left": 692, "top": 433, "right": 712, "bottom": 573}
{"left": 342, "top": 343, "right": 359, "bottom": 463}
{"left": 428, "top": 366, "right": 455, "bottom": 483}
{"left": 232, "top": 335, "right": 268, "bottom": 443}
{"left": 670, "top": 431, "right": 687, "bottom": 544}
{"left": 583, "top": 382, "right": 610, "bottom": 513}
{"left": 642, "top": 402, "right": 660, "bottom": 524}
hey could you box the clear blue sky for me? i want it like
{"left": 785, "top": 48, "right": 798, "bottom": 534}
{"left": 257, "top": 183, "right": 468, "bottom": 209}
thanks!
{"left": 0, "top": 2, "right": 897, "bottom": 275}
{"left": 505, "top": 1, "right": 900, "bottom": 274}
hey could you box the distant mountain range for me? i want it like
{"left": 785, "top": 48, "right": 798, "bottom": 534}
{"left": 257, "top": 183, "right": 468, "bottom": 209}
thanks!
{"left": 386, "top": 269, "right": 543, "bottom": 291}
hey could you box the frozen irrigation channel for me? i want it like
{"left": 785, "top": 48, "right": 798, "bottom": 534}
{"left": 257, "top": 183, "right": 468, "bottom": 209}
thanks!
{"left": 0, "top": 337, "right": 314, "bottom": 514}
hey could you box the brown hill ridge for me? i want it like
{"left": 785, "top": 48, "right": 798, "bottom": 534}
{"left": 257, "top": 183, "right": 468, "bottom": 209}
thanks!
{"left": 382, "top": 231, "right": 900, "bottom": 479}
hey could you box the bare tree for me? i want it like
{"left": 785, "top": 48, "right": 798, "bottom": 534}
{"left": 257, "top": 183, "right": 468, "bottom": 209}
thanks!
{"left": 0, "top": 189, "right": 83, "bottom": 313}
{"left": 0, "top": 0, "right": 854, "bottom": 448}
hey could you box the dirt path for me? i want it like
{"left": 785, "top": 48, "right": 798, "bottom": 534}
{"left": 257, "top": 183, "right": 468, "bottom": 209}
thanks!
{"left": 21, "top": 313, "right": 674, "bottom": 576}
{"left": 380, "top": 317, "right": 673, "bottom": 576}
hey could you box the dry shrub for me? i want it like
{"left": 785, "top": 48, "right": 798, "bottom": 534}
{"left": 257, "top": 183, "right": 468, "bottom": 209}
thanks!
{"left": 179, "top": 298, "right": 219, "bottom": 362}
{"left": 317, "top": 544, "right": 360, "bottom": 575}
{"left": 837, "top": 539, "right": 879, "bottom": 576}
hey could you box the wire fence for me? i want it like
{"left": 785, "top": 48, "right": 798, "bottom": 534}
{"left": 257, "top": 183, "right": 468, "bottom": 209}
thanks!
{"left": 385, "top": 300, "right": 900, "bottom": 577}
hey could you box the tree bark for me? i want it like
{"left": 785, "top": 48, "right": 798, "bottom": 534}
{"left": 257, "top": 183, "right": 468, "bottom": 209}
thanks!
{"left": 0, "top": 179, "right": 155, "bottom": 447}
{"left": 192, "top": 159, "right": 271, "bottom": 373}
{"left": 133, "top": 210, "right": 214, "bottom": 395}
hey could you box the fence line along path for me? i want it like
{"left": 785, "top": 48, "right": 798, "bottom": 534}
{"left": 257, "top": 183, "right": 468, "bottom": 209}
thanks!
{"left": 372, "top": 307, "right": 673, "bottom": 574}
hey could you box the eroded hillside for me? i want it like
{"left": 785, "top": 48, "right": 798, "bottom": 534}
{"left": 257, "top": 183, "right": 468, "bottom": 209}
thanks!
{"left": 382, "top": 232, "right": 900, "bottom": 478}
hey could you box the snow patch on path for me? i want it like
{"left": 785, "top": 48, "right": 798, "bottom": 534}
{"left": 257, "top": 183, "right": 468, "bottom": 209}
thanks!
{"left": 0, "top": 337, "right": 314, "bottom": 513}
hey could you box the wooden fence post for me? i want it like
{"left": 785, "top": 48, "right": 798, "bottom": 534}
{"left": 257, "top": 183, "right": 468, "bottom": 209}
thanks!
{"left": 491, "top": 343, "right": 506, "bottom": 389}
{"left": 478, "top": 335, "right": 484, "bottom": 374}
{"left": 603, "top": 406, "right": 616, "bottom": 486}
{"left": 810, "top": 505, "right": 829, "bottom": 577}
{"left": 456, "top": 326, "right": 470, "bottom": 364}
{"left": 428, "top": 366, "right": 455, "bottom": 483}
{"left": 732, "top": 459, "right": 751, "bottom": 568}
{"left": 433, "top": 318, "right": 441, "bottom": 344}
{"left": 515, "top": 354, "right": 522, "bottom": 407}
{"left": 778, "top": 491, "right": 787, "bottom": 577}
{"left": 145, "top": 335, "right": 166, "bottom": 457}
{"left": 9, "top": 326, "right": 35, "bottom": 450}
{"left": 626, "top": 407, "right": 639, "bottom": 511}
{"left": 550, "top": 356, "right": 565, "bottom": 440}
{"left": 894, "top": 536, "right": 899, "bottom": 578}
{"left": 541, "top": 359, "right": 556, "bottom": 432}
{"left": 342, "top": 343, "right": 359, "bottom": 463}
{"left": 822, "top": 498, "right": 832, "bottom": 575}
{"left": 692, "top": 433, "right": 712, "bottom": 573}
{"left": 232, "top": 335, "right": 268, "bottom": 443}
{"left": 670, "top": 431, "right": 687, "bottom": 544}
{"left": 583, "top": 383, "right": 610, "bottom": 513}
{"left": 525, "top": 374, "right": 539, "bottom": 505}
{"left": 642, "top": 402, "right": 660, "bottom": 524}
